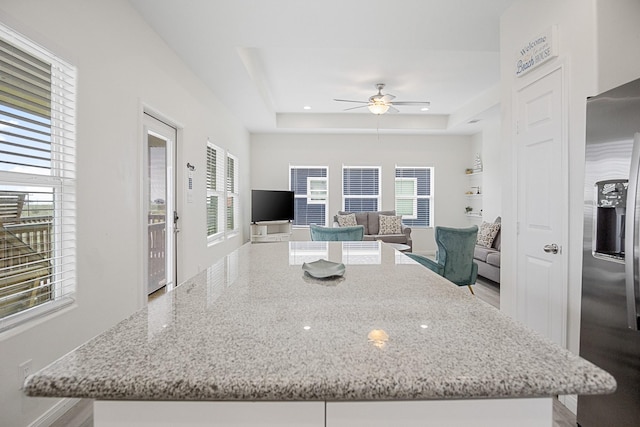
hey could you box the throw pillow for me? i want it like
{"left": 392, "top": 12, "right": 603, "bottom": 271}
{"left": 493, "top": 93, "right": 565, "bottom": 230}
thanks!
{"left": 336, "top": 213, "right": 357, "bottom": 227}
{"left": 378, "top": 215, "right": 402, "bottom": 235}
{"left": 477, "top": 221, "right": 501, "bottom": 248}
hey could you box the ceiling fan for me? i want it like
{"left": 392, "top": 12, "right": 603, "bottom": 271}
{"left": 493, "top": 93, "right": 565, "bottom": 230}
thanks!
{"left": 334, "top": 83, "right": 431, "bottom": 115}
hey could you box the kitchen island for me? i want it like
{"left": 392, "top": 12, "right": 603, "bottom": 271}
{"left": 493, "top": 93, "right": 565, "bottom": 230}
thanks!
{"left": 25, "top": 241, "right": 615, "bottom": 426}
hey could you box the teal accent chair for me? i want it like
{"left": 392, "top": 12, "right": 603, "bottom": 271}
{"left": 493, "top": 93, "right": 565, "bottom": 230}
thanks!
{"left": 406, "top": 225, "right": 479, "bottom": 294}
{"left": 309, "top": 224, "right": 365, "bottom": 241}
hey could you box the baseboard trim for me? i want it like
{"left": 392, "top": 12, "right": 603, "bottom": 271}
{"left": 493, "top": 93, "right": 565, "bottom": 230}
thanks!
{"left": 28, "top": 397, "right": 81, "bottom": 427}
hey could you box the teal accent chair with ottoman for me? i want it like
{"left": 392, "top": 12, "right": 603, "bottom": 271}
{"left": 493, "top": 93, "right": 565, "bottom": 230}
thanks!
{"left": 310, "top": 224, "right": 365, "bottom": 241}
{"left": 406, "top": 225, "right": 479, "bottom": 294}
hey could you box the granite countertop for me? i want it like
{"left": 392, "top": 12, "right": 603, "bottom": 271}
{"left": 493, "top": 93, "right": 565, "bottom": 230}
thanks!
{"left": 24, "top": 241, "right": 616, "bottom": 401}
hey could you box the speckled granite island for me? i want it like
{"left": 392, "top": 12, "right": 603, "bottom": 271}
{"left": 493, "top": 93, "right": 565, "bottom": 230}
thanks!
{"left": 25, "top": 242, "right": 615, "bottom": 427}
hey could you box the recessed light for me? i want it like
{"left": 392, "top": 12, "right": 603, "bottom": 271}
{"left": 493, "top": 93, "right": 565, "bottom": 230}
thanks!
{"left": 420, "top": 107, "right": 429, "bottom": 111}
{"left": 303, "top": 106, "right": 311, "bottom": 110}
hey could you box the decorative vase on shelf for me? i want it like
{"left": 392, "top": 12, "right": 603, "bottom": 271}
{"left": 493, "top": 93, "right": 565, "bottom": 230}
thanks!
{"left": 474, "top": 153, "right": 483, "bottom": 172}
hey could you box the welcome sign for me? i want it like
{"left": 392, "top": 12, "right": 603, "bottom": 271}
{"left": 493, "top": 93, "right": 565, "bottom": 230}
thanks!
{"left": 516, "top": 25, "right": 558, "bottom": 77}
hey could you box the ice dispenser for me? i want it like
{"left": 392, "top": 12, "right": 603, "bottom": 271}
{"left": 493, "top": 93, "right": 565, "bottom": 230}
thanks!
{"left": 594, "top": 179, "right": 628, "bottom": 260}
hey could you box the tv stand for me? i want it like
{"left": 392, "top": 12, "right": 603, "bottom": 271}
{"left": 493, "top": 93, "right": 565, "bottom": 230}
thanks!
{"left": 251, "top": 221, "right": 292, "bottom": 243}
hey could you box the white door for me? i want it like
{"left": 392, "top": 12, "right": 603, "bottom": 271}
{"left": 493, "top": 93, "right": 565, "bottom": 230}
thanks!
{"left": 143, "top": 113, "right": 177, "bottom": 296}
{"left": 515, "top": 68, "right": 567, "bottom": 347}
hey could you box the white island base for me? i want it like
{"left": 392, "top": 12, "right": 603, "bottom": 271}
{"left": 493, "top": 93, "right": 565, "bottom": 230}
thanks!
{"left": 94, "top": 397, "right": 552, "bottom": 427}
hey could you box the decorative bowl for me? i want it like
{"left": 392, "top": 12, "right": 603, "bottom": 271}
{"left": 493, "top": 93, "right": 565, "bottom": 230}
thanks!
{"left": 302, "top": 259, "right": 346, "bottom": 278}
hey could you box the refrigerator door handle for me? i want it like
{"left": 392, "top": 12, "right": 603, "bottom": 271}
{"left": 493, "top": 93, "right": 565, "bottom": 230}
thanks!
{"left": 625, "top": 132, "right": 640, "bottom": 331}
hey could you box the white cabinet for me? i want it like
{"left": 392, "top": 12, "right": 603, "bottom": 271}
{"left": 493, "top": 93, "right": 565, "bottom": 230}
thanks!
{"left": 94, "top": 401, "right": 324, "bottom": 426}
{"left": 464, "top": 171, "right": 483, "bottom": 221}
{"left": 93, "top": 398, "right": 553, "bottom": 426}
{"left": 326, "top": 398, "right": 552, "bottom": 427}
{"left": 251, "top": 221, "right": 292, "bottom": 243}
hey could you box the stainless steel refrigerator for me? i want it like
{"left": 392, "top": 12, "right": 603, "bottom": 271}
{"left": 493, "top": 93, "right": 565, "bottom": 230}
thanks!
{"left": 579, "top": 77, "right": 640, "bottom": 426}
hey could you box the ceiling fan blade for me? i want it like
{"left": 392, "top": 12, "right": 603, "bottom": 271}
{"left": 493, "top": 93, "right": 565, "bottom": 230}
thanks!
{"left": 391, "top": 101, "right": 431, "bottom": 106}
{"left": 334, "top": 98, "right": 368, "bottom": 104}
{"left": 381, "top": 94, "right": 396, "bottom": 102}
{"left": 387, "top": 105, "right": 400, "bottom": 114}
{"left": 343, "top": 105, "right": 369, "bottom": 111}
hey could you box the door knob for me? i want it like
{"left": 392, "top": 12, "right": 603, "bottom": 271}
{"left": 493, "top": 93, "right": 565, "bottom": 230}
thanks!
{"left": 543, "top": 243, "right": 560, "bottom": 254}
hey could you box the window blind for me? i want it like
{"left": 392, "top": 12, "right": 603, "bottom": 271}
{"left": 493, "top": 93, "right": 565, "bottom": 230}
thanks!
{"left": 206, "top": 142, "right": 224, "bottom": 239}
{"left": 290, "top": 167, "right": 327, "bottom": 226}
{"left": 226, "top": 153, "right": 239, "bottom": 232}
{"left": 395, "top": 167, "right": 432, "bottom": 227}
{"left": 0, "top": 23, "right": 76, "bottom": 330}
{"left": 342, "top": 166, "right": 380, "bottom": 212}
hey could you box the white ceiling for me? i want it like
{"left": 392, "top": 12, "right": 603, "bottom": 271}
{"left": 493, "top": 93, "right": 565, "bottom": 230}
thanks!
{"left": 127, "top": 0, "right": 516, "bottom": 135}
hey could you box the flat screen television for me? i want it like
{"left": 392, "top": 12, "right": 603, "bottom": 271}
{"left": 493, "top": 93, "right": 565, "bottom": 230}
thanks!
{"left": 251, "top": 190, "right": 295, "bottom": 223}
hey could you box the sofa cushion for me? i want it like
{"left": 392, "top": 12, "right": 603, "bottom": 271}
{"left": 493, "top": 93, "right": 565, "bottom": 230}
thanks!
{"left": 477, "top": 221, "right": 501, "bottom": 248}
{"left": 474, "top": 246, "right": 497, "bottom": 263}
{"left": 486, "top": 252, "right": 501, "bottom": 268}
{"left": 338, "top": 211, "right": 369, "bottom": 234}
{"left": 368, "top": 210, "right": 395, "bottom": 235}
{"left": 378, "top": 214, "right": 402, "bottom": 235}
{"left": 336, "top": 213, "right": 357, "bottom": 227}
{"left": 492, "top": 218, "right": 502, "bottom": 250}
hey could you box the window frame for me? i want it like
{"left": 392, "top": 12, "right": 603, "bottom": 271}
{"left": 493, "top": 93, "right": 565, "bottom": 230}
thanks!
{"left": 225, "top": 152, "right": 239, "bottom": 236}
{"left": 394, "top": 166, "right": 434, "bottom": 228}
{"left": 342, "top": 166, "right": 381, "bottom": 212}
{"left": 206, "top": 141, "right": 225, "bottom": 244}
{"left": 395, "top": 177, "right": 419, "bottom": 219}
{"left": 289, "top": 166, "right": 329, "bottom": 227}
{"left": 0, "top": 23, "right": 77, "bottom": 332}
{"left": 307, "top": 176, "right": 328, "bottom": 205}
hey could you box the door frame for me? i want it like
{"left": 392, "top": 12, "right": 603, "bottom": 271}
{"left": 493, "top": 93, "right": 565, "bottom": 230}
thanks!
{"left": 138, "top": 106, "right": 182, "bottom": 308}
{"left": 512, "top": 62, "right": 570, "bottom": 350}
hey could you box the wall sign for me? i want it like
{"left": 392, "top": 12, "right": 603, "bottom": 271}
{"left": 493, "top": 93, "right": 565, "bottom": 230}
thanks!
{"left": 516, "top": 25, "right": 558, "bottom": 77}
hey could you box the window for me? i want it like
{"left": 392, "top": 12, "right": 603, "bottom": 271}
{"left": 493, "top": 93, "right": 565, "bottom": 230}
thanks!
{"left": 226, "top": 153, "right": 239, "bottom": 233}
{"left": 290, "top": 166, "right": 328, "bottom": 226}
{"left": 0, "top": 24, "right": 76, "bottom": 330}
{"left": 206, "top": 141, "right": 224, "bottom": 241}
{"left": 395, "top": 167, "right": 433, "bottom": 227}
{"left": 342, "top": 166, "right": 380, "bottom": 212}
{"left": 206, "top": 144, "right": 238, "bottom": 241}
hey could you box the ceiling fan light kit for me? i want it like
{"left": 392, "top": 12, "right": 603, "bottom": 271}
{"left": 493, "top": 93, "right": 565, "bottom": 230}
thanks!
{"left": 334, "top": 83, "right": 430, "bottom": 115}
{"left": 368, "top": 102, "right": 390, "bottom": 115}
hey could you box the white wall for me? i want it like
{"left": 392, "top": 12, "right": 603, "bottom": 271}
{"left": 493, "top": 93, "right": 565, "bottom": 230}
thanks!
{"left": 467, "top": 122, "right": 502, "bottom": 224}
{"left": 250, "top": 133, "right": 473, "bottom": 254}
{"left": 597, "top": 0, "right": 640, "bottom": 92}
{"left": 479, "top": 122, "right": 502, "bottom": 223}
{"left": 500, "top": 0, "right": 598, "bottom": 357}
{"left": 0, "top": 1, "right": 250, "bottom": 426}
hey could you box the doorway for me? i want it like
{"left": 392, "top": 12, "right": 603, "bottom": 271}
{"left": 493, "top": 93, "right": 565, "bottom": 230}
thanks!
{"left": 143, "top": 113, "right": 177, "bottom": 297}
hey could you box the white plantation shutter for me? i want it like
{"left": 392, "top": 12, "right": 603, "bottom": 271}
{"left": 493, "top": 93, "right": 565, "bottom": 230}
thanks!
{"left": 226, "top": 153, "right": 239, "bottom": 233}
{"left": 395, "top": 167, "right": 432, "bottom": 227}
{"left": 290, "top": 166, "right": 328, "bottom": 226}
{"left": 0, "top": 23, "right": 76, "bottom": 330}
{"left": 206, "top": 142, "right": 224, "bottom": 240}
{"left": 342, "top": 166, "right": 380, "bottom": 212}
